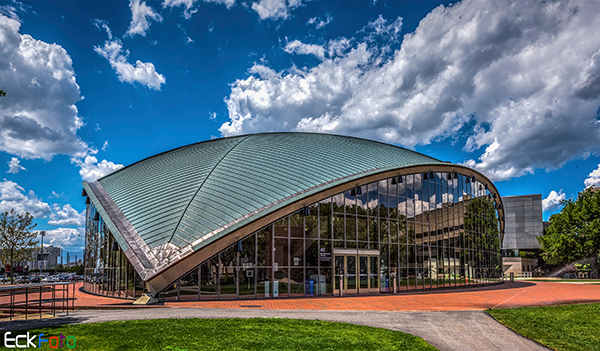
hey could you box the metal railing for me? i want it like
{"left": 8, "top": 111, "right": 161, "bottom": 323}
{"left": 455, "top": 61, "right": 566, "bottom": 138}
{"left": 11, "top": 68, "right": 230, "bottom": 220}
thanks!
{"left": 0, "top": 282, "right": 76, "bottom": 321}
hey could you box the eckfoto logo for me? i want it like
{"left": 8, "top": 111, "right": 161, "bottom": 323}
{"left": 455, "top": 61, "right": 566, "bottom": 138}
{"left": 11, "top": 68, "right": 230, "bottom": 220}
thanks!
{"left": 4, "top": 331, "right": 76, "bottom": 349}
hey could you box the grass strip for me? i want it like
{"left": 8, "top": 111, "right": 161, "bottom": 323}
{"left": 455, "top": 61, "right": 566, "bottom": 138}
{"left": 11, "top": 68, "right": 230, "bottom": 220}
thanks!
{"left": 27, "top": 318, "right": 437, "bottom": 351}
{"left": 489, "top": 302, "right": 600, "bottom": 351}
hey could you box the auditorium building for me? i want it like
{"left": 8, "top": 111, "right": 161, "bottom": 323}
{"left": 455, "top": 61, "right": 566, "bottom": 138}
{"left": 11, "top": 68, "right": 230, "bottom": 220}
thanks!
{"left": 81, "top": 133, "right": 505, "bottom": 301}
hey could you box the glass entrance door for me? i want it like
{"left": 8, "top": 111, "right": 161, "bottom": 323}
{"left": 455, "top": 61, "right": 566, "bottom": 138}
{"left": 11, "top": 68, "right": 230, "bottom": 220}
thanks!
{"left": 346, "top": 255, "right": 357, "bottom": 294}
{"left": 359, "top": 256, "right": 368, "bottom": 294}
{"left": 334, "top": 253, "right": 379, "bottom": 295}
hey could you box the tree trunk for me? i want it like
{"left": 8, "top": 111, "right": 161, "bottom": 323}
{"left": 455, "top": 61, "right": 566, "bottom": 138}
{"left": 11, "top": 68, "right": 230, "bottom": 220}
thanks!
{"left": 9, "top": 248, "right": 13, "bottom": 285}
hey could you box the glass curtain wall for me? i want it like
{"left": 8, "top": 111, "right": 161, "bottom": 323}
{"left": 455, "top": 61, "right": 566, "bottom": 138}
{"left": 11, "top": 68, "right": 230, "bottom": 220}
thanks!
{"left": 83, "top": 204, "right": 144, "bottom": 299}
{"left": 83, "top": 172, "right": 502, "bottom": 300}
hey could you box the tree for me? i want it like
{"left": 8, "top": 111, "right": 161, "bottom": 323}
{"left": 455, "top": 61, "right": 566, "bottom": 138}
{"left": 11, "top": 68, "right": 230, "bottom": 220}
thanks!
{"left": 0, "top": 89, "right": 6, "bottom": 97}
{"left": 538, "top": 187, "right": 600, "bottom": 278}
{"left": 0, "top": 210, "right": 38, "bottom": 283}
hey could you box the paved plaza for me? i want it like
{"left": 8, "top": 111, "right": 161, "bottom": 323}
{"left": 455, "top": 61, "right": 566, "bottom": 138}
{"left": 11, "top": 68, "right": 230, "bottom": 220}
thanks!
{"left": 72, "top": 280, "right": 600, "bottom": 311}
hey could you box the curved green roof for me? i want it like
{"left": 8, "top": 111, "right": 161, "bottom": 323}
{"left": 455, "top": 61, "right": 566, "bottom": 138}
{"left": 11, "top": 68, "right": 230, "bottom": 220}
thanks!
{"left": 85, "top": 132, "right": 448, "bottom": 278}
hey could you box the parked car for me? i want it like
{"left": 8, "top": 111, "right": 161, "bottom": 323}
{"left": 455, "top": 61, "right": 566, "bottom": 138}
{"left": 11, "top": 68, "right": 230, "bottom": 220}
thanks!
{"left": 41, "top": 276, "right": 57, "bottom": 282}
{"left": 29, "top": 276, "right": 40, "bottom": 283}
{"left": 15, "top": 276, "right": 30, "bottom": 284}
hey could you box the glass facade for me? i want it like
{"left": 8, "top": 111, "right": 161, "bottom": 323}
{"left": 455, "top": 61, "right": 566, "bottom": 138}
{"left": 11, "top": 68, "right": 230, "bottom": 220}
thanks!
{"left": 83, "top": 204, "right": 145, "bottom": 299}
{"left": 83, "top": 171, "right": 502, "bottom": 300}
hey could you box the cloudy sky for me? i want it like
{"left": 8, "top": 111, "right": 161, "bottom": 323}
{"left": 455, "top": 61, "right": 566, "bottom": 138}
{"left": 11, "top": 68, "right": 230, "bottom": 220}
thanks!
{"left": 1, "top": 0, "right": 599, "bottom": 259}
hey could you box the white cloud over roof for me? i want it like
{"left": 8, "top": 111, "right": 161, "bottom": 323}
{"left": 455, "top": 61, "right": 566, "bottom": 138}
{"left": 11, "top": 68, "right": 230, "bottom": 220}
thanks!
{"left": 221, "top": 0, "right": 600, "bottom": 182}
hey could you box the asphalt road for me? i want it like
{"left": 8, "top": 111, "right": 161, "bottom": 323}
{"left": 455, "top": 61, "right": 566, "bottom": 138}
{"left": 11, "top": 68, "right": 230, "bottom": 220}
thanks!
{"left": 1, "top": 308, "right": 549, "bottom": 351}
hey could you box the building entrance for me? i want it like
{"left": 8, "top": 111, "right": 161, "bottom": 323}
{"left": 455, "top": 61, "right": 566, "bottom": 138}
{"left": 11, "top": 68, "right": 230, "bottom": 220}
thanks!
{"left": 333, "top": 249, "right": 379, "bottom": 295}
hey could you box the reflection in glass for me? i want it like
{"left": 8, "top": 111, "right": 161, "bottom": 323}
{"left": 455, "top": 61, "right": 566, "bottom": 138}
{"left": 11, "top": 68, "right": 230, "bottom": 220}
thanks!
{"left": 84, "top": 169, "right": 502, "bottom": 301}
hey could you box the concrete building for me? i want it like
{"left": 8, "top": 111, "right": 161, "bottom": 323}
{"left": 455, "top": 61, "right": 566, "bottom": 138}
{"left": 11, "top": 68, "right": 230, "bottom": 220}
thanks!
{"left": 501, "top": 194, "right": 543, "bottom": 276}
{"left": 30, "top": 245, "right": 62, "bottom": 270}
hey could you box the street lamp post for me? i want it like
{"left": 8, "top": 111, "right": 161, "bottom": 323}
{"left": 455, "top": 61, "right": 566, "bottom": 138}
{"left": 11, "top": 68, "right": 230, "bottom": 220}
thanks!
{"left": 39, "top": 231, "right": 46, "bottom": 273}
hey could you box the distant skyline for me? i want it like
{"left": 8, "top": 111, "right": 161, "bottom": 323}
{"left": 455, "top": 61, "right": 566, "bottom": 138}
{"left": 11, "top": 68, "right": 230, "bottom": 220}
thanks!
{"left": 1, "top": 0, "right": 599, "bottom": 258}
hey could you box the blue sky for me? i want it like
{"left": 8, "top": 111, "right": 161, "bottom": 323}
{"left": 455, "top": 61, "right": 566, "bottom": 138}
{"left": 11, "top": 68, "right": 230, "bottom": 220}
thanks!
{"left": 1, "top": 0, "right": 600, "bottom": 259}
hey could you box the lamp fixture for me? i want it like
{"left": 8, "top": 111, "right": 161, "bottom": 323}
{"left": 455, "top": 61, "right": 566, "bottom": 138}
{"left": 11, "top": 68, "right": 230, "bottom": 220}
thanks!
{"left": 357, "top": 186, "right": 363, "bottom": 195}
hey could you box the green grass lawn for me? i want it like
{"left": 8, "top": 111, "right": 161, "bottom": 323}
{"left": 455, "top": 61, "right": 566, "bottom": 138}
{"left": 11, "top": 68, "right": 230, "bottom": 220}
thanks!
{"left": 27, "top": 318, "right": 437, "bottom": 351}
{"left": 489, "top": 302, "right": 600, "bottom": 351}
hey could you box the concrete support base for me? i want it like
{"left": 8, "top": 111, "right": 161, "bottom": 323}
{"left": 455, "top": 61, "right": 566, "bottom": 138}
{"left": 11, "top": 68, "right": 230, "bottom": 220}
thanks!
{"left": 133, "top": 293, "right": 159, "bottom": 305}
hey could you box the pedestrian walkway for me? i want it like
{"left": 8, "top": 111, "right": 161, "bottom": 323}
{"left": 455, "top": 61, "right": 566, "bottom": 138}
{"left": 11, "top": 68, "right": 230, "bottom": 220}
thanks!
{"left": 72, "top": 280, "right": 600, "bottom": 312}
{"left": 1, "top": 308, "right": 550, "bottom": 351}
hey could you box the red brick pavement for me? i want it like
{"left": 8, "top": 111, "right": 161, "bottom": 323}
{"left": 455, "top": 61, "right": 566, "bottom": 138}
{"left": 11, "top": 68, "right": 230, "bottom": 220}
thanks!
{"left": 74, "top": 281, "right": 600, "bottom": 311}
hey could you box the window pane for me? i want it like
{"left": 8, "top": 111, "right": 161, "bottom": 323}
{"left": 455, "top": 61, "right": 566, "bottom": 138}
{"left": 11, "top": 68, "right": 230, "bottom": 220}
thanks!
{"left": 346, "top": 215, "right": 356, "bottom": 241}
{"left": 305, "top": 239, "right": 318, "bottom": 266}
{"left": 179, "top": 267, "right": 198, "bottom": 301}
{"left": 290, "top": 239, "right": 303, "bottom": 266}
{"left": 274, "top": 217, "right": 288, "bottom": 237}
{"left": 357, "top": 185, "right": 368, "bottom": 216}
{"left": 333, "top": 214, "right": 344, "bottom": 240}
{"left": 290, "top": 268, "right": 304, "bottom": 297}
{"left": 290, "top": 212, "right": 304, "bottom": 238}
{"left": 257, "top": 225, "right": 272, "bottom": 266}
{"left": 200, "top": 257, "right": 218, "bottom": 300}
{"left": 344, "top": 189, "right": 357, "bottom": 215}
{"left": 274, "top": 238, "right": 289, "bottom": 267}
{"left": 357, "top": 217, "right": 368, "bottom": 242}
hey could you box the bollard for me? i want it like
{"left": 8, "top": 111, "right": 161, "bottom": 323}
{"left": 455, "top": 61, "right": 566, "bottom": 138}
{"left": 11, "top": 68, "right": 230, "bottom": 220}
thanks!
{"left": 510, "top": 272, "right": 514, "bottom": 283}
{"left": 393, "top": 274, "right": 397, "bottom": 294}
{"left": 339, "top": 272, "right": 344, "bottom": 297}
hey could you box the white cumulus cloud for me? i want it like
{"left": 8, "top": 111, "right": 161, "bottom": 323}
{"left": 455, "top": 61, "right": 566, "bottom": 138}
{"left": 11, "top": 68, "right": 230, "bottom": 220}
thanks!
{"left": 44, "top": 227, "right": 85, "bottom": 250}
{"left": 251, "top": 0, "right": 302, "bottom": 20}
{"left": 0, "top": 13, "right": 89, "bottom": 160}
{"left": 94, "top": 21, "right": 165, "bottom": 90}
{"left": 542, "top": 190, "right": 566, "bottom": 213}
{"left": 584, "top": 164, "right": 600, "bottom": 189}
{"left": 125, "top": 0, "right": 163, "bottom": 38}
{"left": 0, "top": 180, "right": 51, "bottom": 218}
{"left": 222, "top": 0, "right": 600, "bottom": 182}
{"left": 48, "top": 204, "right": 85, "bottom": 227}
{"left": 284, "top": 40, "right": 326, "bottom": 60}
{"left": 94, "top": 36, "right": 166, "bottom": 90}
{"left": 73, "top": 155, "right": 124, "bottom": 182}
{"left": 7, "top": 157, "right": 25, "bottom": 174}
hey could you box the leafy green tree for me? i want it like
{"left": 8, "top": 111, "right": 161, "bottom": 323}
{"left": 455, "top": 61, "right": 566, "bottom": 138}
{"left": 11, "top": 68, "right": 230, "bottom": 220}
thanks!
{"left": 0, "top": 210, "right": 39, "bottom": 283}
{"left": 538, "top": 187, "right": 600, "bottom": 277}
{"left": 462, "top": 197, "right": 501, "bottom": 276}
{"left": 0, "top": 89, "right": 6, "bottom": 97}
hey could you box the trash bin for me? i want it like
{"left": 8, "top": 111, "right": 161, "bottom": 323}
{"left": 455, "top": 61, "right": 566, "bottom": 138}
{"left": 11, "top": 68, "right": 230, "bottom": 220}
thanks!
{"left": 305, "top": 279, "right": 314, "bottom": 296}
